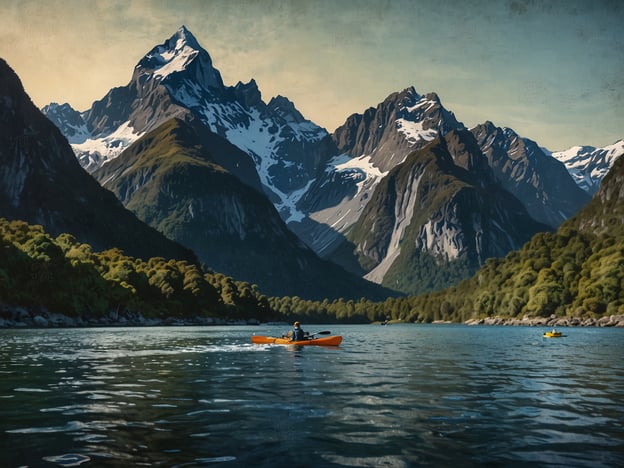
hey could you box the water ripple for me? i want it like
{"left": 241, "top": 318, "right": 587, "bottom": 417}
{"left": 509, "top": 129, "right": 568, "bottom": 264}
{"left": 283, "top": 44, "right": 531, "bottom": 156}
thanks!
{"left": 1, "top": 325, "right": 623, "bottom": 467}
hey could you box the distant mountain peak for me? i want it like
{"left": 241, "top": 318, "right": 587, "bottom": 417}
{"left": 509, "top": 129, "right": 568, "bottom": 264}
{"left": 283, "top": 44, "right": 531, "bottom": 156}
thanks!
{"left": 136, "top": 25, "right": 224, "bottom": 89}
{"left": 400, "top": 86, "right": 420, "bottom": 98}
{"left": 174, "top": 25, "right": 201, "bottom": 49}
{"left": 233, "top": 79, "right": 263, "bottom": 109}
{"left": 267, "top": 95, "right": 306, "bottom": 124}
{"left": 551, "top": 139, "right": 624, "bottom": 195}
{"left": 423, "top": 91, "right": 440, "bottom": 102}
{"left": 40, "top": 101, "right": 89, "bottom": 144}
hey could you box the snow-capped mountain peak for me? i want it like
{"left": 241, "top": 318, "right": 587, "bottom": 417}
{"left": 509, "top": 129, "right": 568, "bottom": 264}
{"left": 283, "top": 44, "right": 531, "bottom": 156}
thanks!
{"left": 551, "top": 139, "right": 624, "bottom": 194}
{"left": 43, "top": 26, "right": 334, "bottom": 225}
{"left": 41, "top": 102, "right": 90, "bottom": 144}
{"left": 136, "top": 25, "right": 224, "bottom": 89}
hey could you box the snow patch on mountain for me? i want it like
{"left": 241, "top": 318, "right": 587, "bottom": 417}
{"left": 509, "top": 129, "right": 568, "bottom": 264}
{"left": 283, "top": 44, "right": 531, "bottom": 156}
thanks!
{"left": 396, "top": 118, "right": 437, "bottom": 144}
{"left": 72, "top": 122, "right": 144, "bottom": 172}
{"left": 328, "top": 153, "right": 388, "bottom": 191}
{"left": 151, "top": 41, "right": 199, "bottom": 79}
{"left": 277, "top": 179, "right": 315, "bottom": 223}
{"left": 303, "top": 153, "right": 389, "bottom": 254}
{"left": 63, "top": 122, "right": 91, "bottom": 145}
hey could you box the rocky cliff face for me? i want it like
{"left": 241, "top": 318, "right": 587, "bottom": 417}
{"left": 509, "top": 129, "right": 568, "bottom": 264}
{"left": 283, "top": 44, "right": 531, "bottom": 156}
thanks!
{"left": 332, "top": 87, "right": 463, "bottom": 172}
{"left": 39, "top": 26, "right": 613, "bottom": 299}
{"left": 569, "top": 150, "right": 624, "bottom": 237}
{"left": 470, "top": 122, "right": 590, "bottom": 228}
{"left": 335, "top": 136, "right": 549, "bottom": 295}
{"left": 0, "top": 58, "right": 194, "bottom": 261}
{"left": 295, "top": 87, "right": 466, "bottom": 256}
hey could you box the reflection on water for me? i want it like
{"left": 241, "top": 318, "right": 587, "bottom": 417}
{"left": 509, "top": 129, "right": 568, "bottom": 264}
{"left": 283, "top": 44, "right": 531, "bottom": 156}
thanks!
{"left": 1, "top": 325, "right": 623, "bottom": 467}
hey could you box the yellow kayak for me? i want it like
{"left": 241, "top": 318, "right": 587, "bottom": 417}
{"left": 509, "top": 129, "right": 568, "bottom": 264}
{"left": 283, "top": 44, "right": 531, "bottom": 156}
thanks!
{"left": 543, "top": 331, "right": 563, "bottom": 338}
{"left": 251, "top": 335, "right": 342, "bottom": 346}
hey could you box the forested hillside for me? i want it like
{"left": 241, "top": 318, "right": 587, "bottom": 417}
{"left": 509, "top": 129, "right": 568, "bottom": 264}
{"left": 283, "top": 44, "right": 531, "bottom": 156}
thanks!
{"left": 0, "top": 218, "right": 272, "bottom": 324}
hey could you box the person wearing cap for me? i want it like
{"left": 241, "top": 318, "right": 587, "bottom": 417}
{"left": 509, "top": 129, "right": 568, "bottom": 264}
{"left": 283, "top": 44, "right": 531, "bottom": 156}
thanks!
{"left": 291, "top": 321, "right": 306, "bottom": 341}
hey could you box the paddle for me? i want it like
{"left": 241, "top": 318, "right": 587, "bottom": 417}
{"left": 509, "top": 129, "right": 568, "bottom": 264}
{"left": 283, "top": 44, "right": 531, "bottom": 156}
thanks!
{"left": 306, "top": 330, "right": 331, "bottom": 338}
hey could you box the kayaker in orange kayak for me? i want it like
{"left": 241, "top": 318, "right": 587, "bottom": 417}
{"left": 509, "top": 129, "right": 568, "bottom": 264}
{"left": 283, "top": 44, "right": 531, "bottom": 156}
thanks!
{"left": 291, "top": 321, "right": 307, "bottom": 341}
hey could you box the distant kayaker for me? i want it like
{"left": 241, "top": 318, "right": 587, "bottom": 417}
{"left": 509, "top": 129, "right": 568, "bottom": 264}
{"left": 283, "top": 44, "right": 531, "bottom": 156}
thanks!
{"left": 291, "top": 321, "right": 306, "bottom": 341}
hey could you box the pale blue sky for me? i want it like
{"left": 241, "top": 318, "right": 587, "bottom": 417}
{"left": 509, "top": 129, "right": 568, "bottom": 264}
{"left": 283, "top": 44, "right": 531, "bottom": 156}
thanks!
{"left": 1, "top": 0, "right": 622, "bottom": 149}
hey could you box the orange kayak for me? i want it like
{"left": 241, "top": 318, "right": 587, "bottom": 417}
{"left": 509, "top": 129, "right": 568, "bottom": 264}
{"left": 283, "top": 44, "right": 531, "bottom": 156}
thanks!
{"left": 251, "top": 335, "right": 342, "bottom": 346}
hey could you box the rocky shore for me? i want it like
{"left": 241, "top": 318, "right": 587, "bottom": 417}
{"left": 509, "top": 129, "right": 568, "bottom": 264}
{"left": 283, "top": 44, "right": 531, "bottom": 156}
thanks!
{"left": 3, "top": 303, "right": 624, "bottom": 329}
{"left": 0, "top": 304, "right": 260, "bottom": 328}
{"left": 464, "top": 314, "right": 624, "bottom": 328}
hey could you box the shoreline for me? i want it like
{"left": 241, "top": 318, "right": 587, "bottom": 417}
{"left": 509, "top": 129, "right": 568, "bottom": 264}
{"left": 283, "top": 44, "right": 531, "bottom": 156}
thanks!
{"left": 2, "top": 303, "right": 624, "bottom": 329}
{"left": 464, "top": 314, "right": 624, "bottom": 328}
{"left": 0, "top": 304, "right": 260, "bottom": 328}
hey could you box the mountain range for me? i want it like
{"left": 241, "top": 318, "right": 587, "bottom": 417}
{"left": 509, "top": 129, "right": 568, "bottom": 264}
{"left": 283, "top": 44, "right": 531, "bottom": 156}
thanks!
{"left": 40, "top": 26, "right": 622, "bottom": 297}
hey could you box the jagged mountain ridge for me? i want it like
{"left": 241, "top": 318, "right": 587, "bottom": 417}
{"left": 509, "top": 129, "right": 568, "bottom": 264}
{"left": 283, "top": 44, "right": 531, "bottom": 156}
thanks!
{"left": 550, "top": 140, "right": 624, "bottom": 195}
{"left": 92, "top": 117, "right": 393, "bottom": 300}
{"left": 296, "top": 87, "right": 588, "bottom": 260}
{"left": 0, "top": 58, "right": 195, "bottom": 262}
{"left": 42, "top": 27, "right": 606, "bottom": 241}
{"left": 421, "top": 134, "right": 624, "bottom": 322}
{"left": 294, "top": 87, "right": 466, "bottom": 256}
{"left": 40, "top": 26, "right": 620, "bottom": 297}
{"left": 470, "top": 121, "right": 591, "bottom": 229}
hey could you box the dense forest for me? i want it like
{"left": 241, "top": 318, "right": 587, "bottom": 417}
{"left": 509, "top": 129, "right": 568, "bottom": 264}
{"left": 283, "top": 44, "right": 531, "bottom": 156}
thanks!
{"left": 2, "top": 214, "right": 622, "bottom": 326}
{"left": 0, "top": 218, "right": 272, "bottom": 323}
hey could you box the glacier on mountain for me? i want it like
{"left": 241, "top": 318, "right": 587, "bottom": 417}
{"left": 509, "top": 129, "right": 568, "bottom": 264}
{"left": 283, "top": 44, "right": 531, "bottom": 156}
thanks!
{"left": 301, "top": 87, "right": 463, "bottom": 251}
{"left": 43, "top": 26, "right": 332, "bottom": 226}
{"left": 550, "top": 140, "right": 624, "bottom": 195}
{"left": 72, "top": 122, "right": 144, "bottom": 172}
{"left": 396, "top": 118, "right": 438, "bottom": 144}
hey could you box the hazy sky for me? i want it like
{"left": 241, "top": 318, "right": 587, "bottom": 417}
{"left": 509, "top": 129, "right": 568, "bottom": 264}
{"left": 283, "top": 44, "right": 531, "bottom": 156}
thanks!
{"left": 1, "top": 0, "right": 622, "bottom": 150}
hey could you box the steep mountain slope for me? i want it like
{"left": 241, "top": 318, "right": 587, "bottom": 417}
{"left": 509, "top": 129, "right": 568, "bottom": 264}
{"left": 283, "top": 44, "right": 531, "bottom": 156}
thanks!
{"left": 43, "top": 26, "right": 338, "bottom": 224}
{"left": 92, "top": 117, "right": 393, "bottom": 300}
{"left": 295, "top": 87, "right": 465, "bottom": 255}
{"left": 470, "top": 122, "right": 590, "bottom": 228}
{"left": 550, "top": 140, "right": 624, "bottom": 195}
{"left": 332, "top": 135, "right": 548, "bottom": 295}
{"left": 0, "top": 58, "right": 194, "bottom": 261}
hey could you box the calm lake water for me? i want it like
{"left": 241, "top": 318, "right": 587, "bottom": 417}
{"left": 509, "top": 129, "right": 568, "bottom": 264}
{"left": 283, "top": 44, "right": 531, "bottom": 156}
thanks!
{"left": 1, "top": 324, "right": 623, "bottom": 467}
